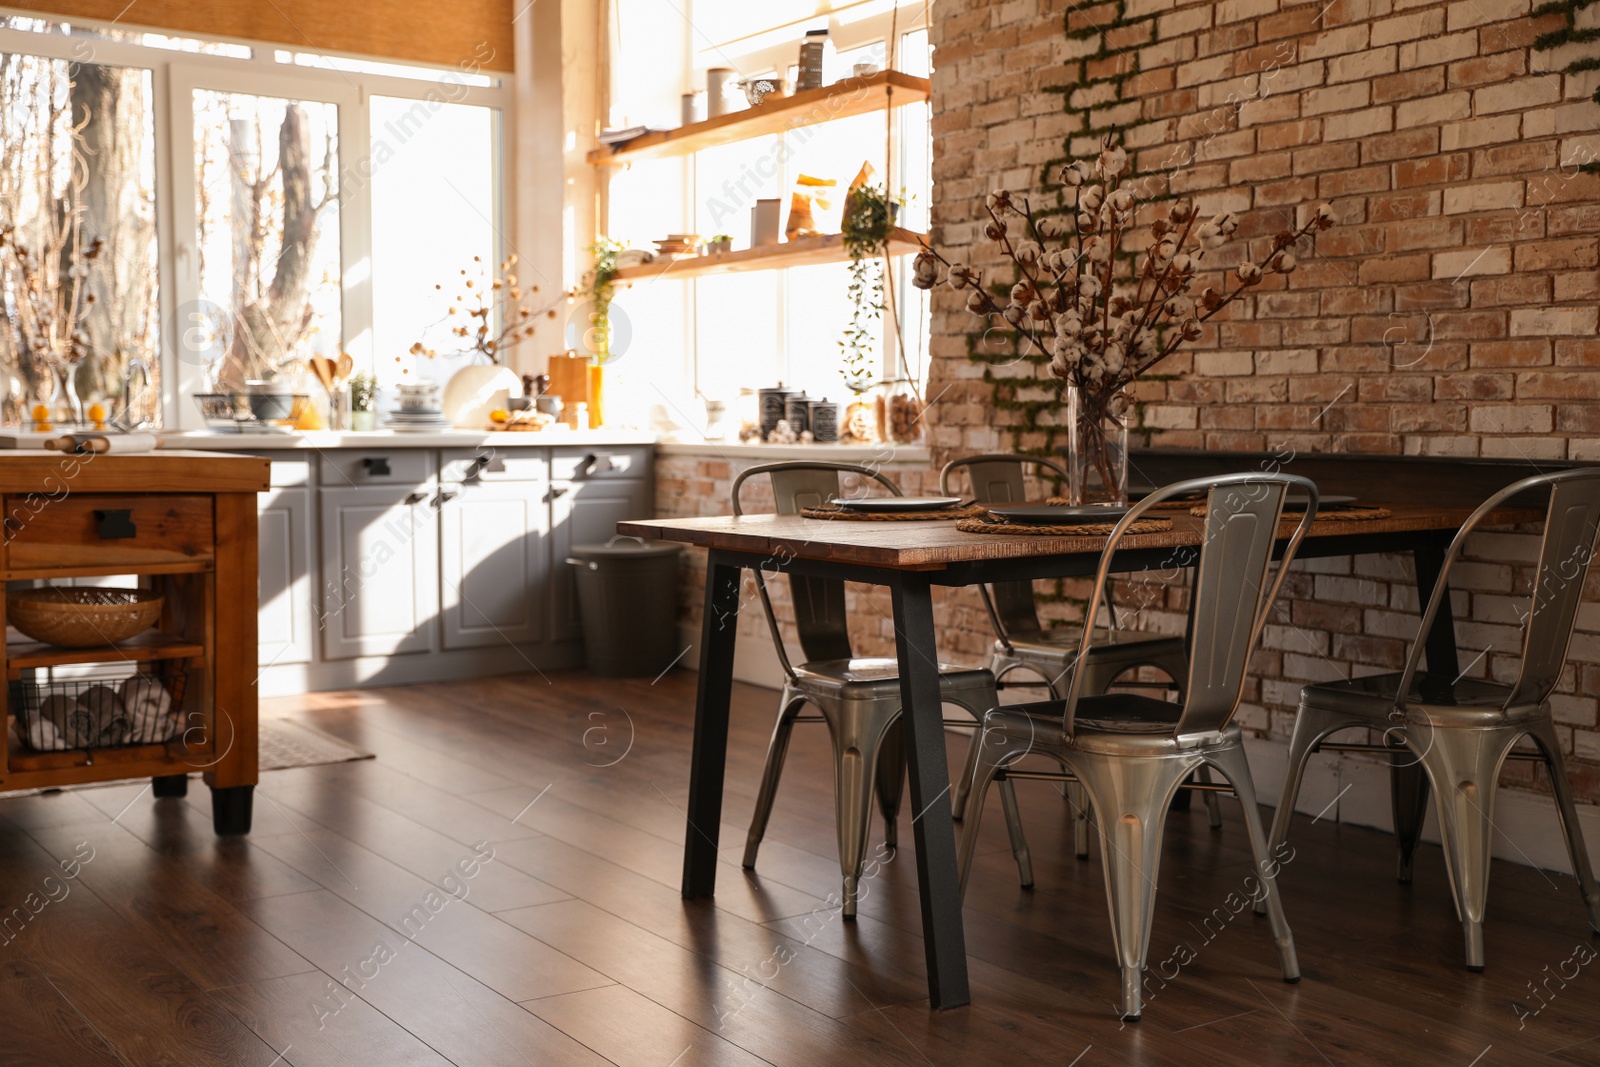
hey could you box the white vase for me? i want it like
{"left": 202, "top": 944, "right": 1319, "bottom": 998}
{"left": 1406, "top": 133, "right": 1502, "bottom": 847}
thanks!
{"left": 442, "top": 364, "right": 520, "bottom": 429}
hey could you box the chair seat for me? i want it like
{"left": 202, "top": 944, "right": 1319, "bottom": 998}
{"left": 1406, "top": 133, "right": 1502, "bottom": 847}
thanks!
{"left": 794, "top": 657, "right": 994, "bottom": 699}
{"left": 980, "top": 694, "right": 1217, "bottom": 756}
{"left": 1007, "top": 629, "right": 1186, "bottom": 661}
{"left": 1302, "top": 671, "right": 1532, "bottom": 727}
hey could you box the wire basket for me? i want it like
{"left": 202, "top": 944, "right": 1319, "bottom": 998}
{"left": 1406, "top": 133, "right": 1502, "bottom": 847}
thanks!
{"left": 10, "top": 662, "right": 188, "bottom": 753}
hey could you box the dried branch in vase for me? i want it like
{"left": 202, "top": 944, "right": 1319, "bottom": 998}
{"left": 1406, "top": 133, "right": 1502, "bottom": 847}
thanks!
{"left": 912, "top": 132, "right": 1339, "bottom": 421}
{"left": 409, "top": 253, "right": 565, "bottom": 365}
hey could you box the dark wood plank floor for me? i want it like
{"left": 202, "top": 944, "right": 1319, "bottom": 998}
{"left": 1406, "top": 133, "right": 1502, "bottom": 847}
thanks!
{"left": 1, "top": 669, "right": 1597, "bottom": 1066}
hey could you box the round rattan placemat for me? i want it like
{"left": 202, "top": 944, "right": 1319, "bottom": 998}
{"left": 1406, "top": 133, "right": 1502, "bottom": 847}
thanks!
{"left": 957, "top": 516, "right": 1175, "bottom": 536}
{"left": 800, "top": 503, "right": 990, "bottom": 521}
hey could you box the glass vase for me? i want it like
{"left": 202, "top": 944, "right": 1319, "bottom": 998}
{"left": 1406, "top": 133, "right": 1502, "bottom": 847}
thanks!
{"left": 1066, "top": 383, "right": 1130, "bottom": 507}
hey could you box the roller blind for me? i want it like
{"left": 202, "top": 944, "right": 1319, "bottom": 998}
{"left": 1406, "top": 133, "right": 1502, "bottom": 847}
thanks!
{"left": 5, "top": 0, "right": 515, "bottom": 72}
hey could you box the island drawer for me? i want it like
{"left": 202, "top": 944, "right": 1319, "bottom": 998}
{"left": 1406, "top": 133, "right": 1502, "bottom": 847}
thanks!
{"left": 2, "top": 493, "right": 214, "bottom": 571}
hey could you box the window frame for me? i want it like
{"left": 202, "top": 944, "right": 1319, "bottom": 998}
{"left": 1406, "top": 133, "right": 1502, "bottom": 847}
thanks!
{"left": 0, "top": 9, "right": 513, "bottom": 429}
{"left": 604, "top": 0, "right": 933, "bottom": 404}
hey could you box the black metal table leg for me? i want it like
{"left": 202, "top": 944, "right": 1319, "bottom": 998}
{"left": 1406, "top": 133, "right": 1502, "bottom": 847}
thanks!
{"left": 210, "top": 784, "right": 253, "bottom": 834}
{"left": 681, "top": 553, "right": 743, "bottom": 899}
{"left": 890, "top": 572, "right": 971, "bottom": 1010}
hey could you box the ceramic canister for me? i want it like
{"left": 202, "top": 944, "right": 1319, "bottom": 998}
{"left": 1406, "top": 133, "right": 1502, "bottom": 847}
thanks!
{"left": 809, "top": 398, "right": 839, "bottom": 443}
{"left": 758, "top": 385, "right": 798, "bottom": 438}
{"left": 784, "top": 394, "right": 811, "bottom": 436}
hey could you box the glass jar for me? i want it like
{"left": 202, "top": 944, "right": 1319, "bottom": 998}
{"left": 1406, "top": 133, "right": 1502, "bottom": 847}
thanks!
{"left": 877, "top": 379, "right": 924, "bottom": 446}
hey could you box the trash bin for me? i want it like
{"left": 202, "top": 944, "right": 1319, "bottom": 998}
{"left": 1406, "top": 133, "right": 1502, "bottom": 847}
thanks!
{"left": 566, "top": 536, "right": 684, "bottom": 677}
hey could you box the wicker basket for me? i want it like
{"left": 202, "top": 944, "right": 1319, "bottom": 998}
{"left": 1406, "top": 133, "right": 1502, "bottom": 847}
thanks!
{"left": 8, "top": 588, "right": 164, "bottom": 648}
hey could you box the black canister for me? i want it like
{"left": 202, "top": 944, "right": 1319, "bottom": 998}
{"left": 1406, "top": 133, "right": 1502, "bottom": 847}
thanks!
{"left": 809, "top": 397, "right": 839, "bottom": 443}
{"left": 758, "top": 384, "right": 798, "bottom": 439}
{"left": 784, "top": 393, "right": 812, "bottom": 436}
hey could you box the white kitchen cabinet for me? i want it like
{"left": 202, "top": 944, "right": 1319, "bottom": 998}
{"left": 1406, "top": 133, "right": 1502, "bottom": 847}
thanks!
{"left": 318, "top": 485, "right": 441, "bottom": 659}
{"left": 257, "top": 485, "right": 315, "bottom": 666}
{"left": 438, "top": 479, "right": 550, "bottom": 649}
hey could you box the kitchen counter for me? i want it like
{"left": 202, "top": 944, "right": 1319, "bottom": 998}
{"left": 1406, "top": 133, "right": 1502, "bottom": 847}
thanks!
{"left": 157, "top": 428, "right": 657, "bottom": 449}
{"left": 0, "top": 428, "right": 656, "bottom": 449}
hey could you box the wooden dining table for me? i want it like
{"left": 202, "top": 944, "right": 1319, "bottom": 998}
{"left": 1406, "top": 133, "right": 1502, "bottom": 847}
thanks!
{"left": 618, "top": 498, "right": 1537, "bottom": 1010}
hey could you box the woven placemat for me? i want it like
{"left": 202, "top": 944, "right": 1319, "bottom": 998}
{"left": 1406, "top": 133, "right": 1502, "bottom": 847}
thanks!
{"left": 801, "top": 503, "right": 990, "bottom": 521}
{"left": 1186, "top": 504, "right": 1393, "bottom": 521}
{"left": 957, "top": 516, "right": 1175, "bottom": 536}
{"left": 1046, "top": 496, "right": 1198, "bottom": 511}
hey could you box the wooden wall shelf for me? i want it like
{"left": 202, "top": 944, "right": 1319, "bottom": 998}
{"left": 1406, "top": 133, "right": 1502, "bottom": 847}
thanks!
{"left": 588, "top": 70, "right": 931, "bottom": 166}
{"left": 610, "top": 227, "right": 925, "bottom": 283}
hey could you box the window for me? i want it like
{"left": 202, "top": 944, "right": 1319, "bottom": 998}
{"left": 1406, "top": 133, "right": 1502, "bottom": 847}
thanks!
{"left": 0, "top": 11, "right": 508, "bottom": 428}
{"left": 603, "top": 0, "right": 933, "bottom": 421}
{"left": 0, "top": 47, "right": 159, "bottom": 424}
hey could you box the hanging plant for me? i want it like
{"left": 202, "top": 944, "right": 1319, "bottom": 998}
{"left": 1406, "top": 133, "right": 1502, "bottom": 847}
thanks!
{"left": 838, "top": 184, "right": 896, "bottom": 395}
{"left": 578, "top": 237, "right": 626, "bottom": 364}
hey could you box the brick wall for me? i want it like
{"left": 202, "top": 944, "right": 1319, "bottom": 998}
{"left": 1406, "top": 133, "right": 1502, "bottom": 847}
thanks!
{"left": 923, "top": 0, "right": 1600, "bottom": 799}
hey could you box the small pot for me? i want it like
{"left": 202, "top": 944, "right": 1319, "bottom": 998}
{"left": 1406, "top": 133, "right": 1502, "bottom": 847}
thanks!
{"left": 351, "top": 409, "right": 377, "bottom": 432}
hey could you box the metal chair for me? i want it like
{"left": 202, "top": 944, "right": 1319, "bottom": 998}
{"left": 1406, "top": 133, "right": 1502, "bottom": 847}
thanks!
{"left": 1266, "top": 468, "right": 1600, "bottom": 970}
{"left": 939, "top": 454, "right": 1220, "bottom": 850}
{"left": 958, "top": 473, "right": 1319, "bottom": 1020}
{"left": 733, "top": 461, "right": 1022, "bottom": 917}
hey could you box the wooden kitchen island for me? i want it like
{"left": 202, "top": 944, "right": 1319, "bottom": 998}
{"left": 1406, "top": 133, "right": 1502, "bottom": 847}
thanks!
{"left": 0, "top": 450, "right": 268, "bottom": 833}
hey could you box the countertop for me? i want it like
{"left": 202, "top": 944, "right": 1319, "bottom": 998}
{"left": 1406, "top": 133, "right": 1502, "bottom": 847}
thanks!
{"left": 0, "top": 429, "right": 657, "bottom": 450}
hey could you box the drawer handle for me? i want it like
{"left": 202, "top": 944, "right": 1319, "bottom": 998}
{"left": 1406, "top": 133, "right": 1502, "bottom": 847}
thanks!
{"left": 472, "top": 454, "right": 506, "bottom": 475}
{"left": 363, "top": 457, "right": 391, "bottom": 477}
{"left": 433, "top": 489, "right": 459, "bottom": 508}
{"left": 404, "top": 491, "right": 428, "bottom": 506}
{"left": 94, "top": 509, "right": 137, "bottom": 540}
{"left": 577, "top": 453, "right": 616, "bottom": 479}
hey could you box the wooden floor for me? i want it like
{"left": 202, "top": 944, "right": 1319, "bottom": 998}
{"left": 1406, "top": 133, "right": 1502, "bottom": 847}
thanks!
{"left": 0, "top": 670, "right": 1597, "bottom": 1066}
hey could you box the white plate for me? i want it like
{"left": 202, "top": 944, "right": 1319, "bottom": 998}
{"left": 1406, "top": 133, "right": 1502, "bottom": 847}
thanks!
{"left": 833, "top": 496, "right": 963, "bottom": 513}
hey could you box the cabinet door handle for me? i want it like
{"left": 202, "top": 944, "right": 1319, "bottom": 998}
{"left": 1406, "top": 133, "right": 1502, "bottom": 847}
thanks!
{"left": 576, "top": 453, "right": 616, "bottom": 479}
{"left": 404, "top": 491, "right": 428, "bottom": 505}
{"left": 548, "top": 486, "right": 569, "bottom": 501}
{"left": 433, "top": 489, "right": 459, "bottom": 508}
{"left": 363, "top": 457, "right": 391, "bottom": 477}
{"left": 94, "top": 509, "right": 137, "bottom": 539}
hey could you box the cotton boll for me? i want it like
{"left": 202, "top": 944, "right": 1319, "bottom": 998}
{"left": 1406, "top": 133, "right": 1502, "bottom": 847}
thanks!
{"left": 1014, "top": 241, "right": 1041, "bottom": 267}
{"left": 1236, "top": 263, "right": 1263, "bottom": 285}
{"left": 1079, "top": 185, "right": 1104, "bottom": 214}
{"left": 1097, "top": 145, "right": 1128, "bottom": 179}
{"left": 965, "top": 290, "right": 987, "bottom": 314}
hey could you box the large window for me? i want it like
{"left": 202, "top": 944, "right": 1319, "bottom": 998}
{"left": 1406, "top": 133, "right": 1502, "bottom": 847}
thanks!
{"left": 0, "top": 11, "right": 508, "bottom": 428}
{"left": 603, "top": 0, "right": 933, "bottom": 421}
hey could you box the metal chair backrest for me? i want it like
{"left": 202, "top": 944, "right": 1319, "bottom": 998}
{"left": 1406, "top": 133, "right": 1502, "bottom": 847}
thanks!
{"left": 1395, "top": 467, "right": 1600, "bottom": 714}
{"left": 940, "top": 454, "right": 1071, "bottom": 641}
{"left": 1061, "top": 473, "right": 1320, "bottom": 739}
{"left": 730, "top": 461, "right": 903, "bottom": 678}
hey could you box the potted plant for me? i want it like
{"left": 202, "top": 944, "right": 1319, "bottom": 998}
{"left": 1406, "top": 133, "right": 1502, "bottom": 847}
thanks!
{"left": 702, "top": 233, "right": 732, "bottom": 255}
{"left": 349, "top": 372, "right": 377, "bottom": 431}
{"left": 575, "top": 237, "right": 625, "bottom": 365}
{"left": 838, "top": 184, "right": 900, "bottom": 442}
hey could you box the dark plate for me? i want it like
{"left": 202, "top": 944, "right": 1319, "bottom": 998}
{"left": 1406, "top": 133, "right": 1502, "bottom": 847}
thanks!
{"left": 987, "top": 504, "right": 1129, "bottom": 526}
{"left": 833, "top": 496, "right": 964, "bottom": 513}
{"left": 1289, "top": 493, "right": 1357, "bottom": 509}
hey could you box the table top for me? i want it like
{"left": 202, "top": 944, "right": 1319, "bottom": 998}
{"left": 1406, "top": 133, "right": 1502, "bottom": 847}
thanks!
{"left": 0, "top": 449, "right": 271, "bottom": 494}
{"left": 619, "top": 502, "right": 1539, "bottom": 570}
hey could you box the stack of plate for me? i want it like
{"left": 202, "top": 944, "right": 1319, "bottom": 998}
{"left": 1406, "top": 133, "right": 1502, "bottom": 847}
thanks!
{"left": 382, "top": 409, "right": 451, "bottom": 433}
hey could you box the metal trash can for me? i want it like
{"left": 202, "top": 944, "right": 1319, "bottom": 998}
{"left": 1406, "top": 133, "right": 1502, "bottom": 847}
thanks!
{"left": 565, "top": 536, "right": 683, "bottom": 677}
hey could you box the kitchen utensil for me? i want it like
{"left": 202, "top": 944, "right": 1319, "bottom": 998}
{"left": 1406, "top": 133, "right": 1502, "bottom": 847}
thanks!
{"left": 310, "top": 357, "right": 337, "bottom": 393}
